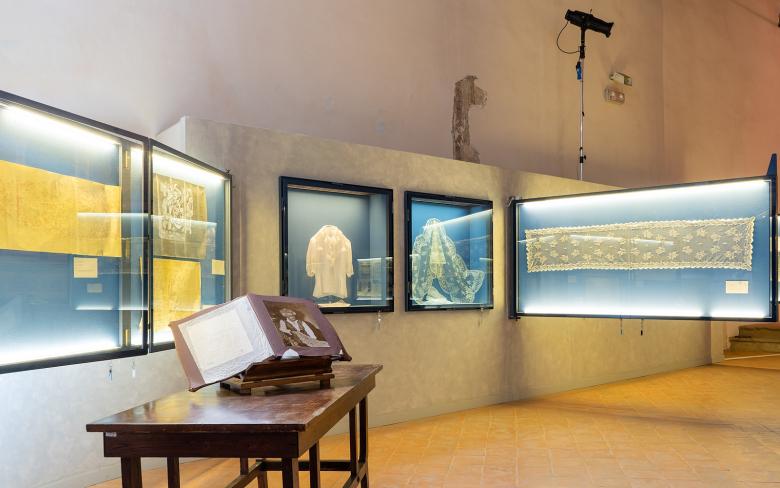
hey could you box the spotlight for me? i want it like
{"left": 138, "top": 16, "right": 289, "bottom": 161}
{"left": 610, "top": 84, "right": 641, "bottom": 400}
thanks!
{"left": 565, "top": 9, "right": 613, "bottom": 37}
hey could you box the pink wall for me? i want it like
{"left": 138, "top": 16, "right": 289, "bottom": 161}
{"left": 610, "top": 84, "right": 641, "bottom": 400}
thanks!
{"left": 0, "top": 0, "right": 775, "bottom": 187}
{"left": 663, "top": 0, "right": 780, "bottom": 183}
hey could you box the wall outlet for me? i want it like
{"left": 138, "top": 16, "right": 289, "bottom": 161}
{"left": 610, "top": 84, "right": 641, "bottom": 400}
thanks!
{"left": 604, "top": 86, "right": 625, "bottom": 104}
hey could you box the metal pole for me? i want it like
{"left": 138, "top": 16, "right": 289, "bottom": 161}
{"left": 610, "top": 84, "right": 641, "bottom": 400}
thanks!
{"left": 577, "top": 28, "right": 586, "bottom": 181}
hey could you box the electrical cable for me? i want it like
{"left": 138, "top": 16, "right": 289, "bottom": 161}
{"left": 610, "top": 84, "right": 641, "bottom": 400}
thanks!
{"left": 556, "top": 21, "right": 579, "bottom": 54}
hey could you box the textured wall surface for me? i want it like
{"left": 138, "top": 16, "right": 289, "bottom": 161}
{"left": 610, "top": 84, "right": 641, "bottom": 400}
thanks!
{"left": 0, "top": 351, "right": 188, "bottom": 488}
{"left": 175, "top": 116, "right": 714, "bottom": 426}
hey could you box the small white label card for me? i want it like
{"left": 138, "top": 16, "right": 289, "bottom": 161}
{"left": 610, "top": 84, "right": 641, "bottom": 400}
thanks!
{"left": 211, "top": 259, "right": 225, "bottom": 276}
{"left": 74, "top": 257, "right": 98, "bottom": 278}
{"left": 86, "top": 283, "right": 103, "bottom": 294}
{"left": 725, "top": 280, "right": 749, "bottom": 294}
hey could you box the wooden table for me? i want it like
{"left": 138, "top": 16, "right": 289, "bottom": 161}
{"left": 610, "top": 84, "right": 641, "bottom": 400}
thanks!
{"left": 87, "top": 363, "right": 382, "bottom": 488}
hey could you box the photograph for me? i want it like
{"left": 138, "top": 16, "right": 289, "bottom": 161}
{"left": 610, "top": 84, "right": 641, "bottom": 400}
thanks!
{"left": 263, "top": 299, "right": 330, "bottom": 348}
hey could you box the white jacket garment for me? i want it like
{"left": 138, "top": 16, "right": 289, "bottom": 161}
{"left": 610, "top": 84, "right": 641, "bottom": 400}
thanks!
{"left": 306, "top": 225, "right": 354, "bottom": 298}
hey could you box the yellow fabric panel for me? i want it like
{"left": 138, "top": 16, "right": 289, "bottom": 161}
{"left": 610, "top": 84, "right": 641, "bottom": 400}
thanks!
{"left": 0, "top": 159, "right": 122, "bottom": 257}
{"left": 153, "top": 258, "right": 202, "bottom": 333}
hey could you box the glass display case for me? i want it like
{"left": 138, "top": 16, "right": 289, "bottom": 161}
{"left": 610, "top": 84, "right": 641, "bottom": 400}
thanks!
{"left": 510, "top": 170, "right": 777, "bottom": 321}
{"left": 150, "top": 142, "right": 232, "bottom": 349}
{"left": 405, "top": 192, "right": 493, "bottom": 311}
{"left": 280, "top": 177, "right": 393, "bottom": 313}
{"left": 0, "top": 91, "right": 147, "bottom": 373}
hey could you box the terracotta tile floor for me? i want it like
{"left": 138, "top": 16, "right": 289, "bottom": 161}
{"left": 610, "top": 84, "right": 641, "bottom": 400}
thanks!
{"left": 93, "top": 358, "right": 780, "bottom": 487}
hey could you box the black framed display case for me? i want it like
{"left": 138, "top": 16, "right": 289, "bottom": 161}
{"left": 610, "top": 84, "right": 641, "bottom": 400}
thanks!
{"left": 405, "top": 191, "right": 494, "bottom": 311}
{"left": 0, "top": 90, "right": 150, "bottom": 373}
{"left": 149, "top": 141, "right": 233, "bottom": 351}
{"left": 509, "top": 160, "right": 778, "bottom": 322}
{"left": 280, "top": 177, "right": 394, "bottom": 313}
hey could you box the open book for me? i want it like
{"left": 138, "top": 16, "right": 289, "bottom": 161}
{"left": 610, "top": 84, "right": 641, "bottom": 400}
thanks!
{"left": 170, "top": 294, "right": 351, "bottom": 390}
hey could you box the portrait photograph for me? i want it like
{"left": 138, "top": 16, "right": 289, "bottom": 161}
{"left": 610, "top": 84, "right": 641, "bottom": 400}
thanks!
{"left": 263, "top": 299, "right": 330, "bottom": 348}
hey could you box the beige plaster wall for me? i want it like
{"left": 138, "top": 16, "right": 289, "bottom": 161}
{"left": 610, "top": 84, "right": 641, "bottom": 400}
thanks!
{"left": 168, "top": 117, "right": 713, "bottom": 427}
{"left": 0, "top": 0, "right": 664, "bottom": 187}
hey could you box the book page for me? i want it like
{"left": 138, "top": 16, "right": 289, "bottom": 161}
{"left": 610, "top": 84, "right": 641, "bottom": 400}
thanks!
{"left": 185, "top": 308, "right": 254, "bottom": 372}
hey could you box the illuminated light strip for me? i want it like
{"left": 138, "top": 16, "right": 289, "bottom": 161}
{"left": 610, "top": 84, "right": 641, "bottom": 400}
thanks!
{"left": 3, "top": 104, "right": 120, "bottom": 150}
{"left": 0, "top": 339, "right": 121, "bottom": 367}
{"left": 522, "top": 304, "right": 768, "bottom": 319}
{"left": 77, "top": 212, "right": 147, "bottom": 218}
{"left": 421, "top": 209, "right": 492, "bottom": 227}
{"left": 522, "top": 305, "right": 705, "bottom": 317}
{"left": 153, "top": 153, "right": 227, "bottom": 185}
{"left": 709, "top": 309, "right": 768, "bottom": 319}
{"left": 521, "top": 180, "right": 770, "bottom": 211}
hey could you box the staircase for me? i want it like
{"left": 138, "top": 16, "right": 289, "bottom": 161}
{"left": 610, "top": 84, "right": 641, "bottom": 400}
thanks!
{"left": 729, "top": 325, "right": 780, "bottom": 353}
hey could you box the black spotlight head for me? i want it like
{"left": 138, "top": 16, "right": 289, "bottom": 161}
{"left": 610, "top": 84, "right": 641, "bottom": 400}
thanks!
{"left": 565, "top": 9, "right": 614, "bottom": 37}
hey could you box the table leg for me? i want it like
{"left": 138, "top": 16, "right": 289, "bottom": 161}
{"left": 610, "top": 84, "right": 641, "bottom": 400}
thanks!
{"left": 359, "top": 397, "right": 369, "bottom": 487}
{"left": 281, "top": 458, "right": 299, "bottom": 488}
{"left": 257, "top": 466, "right": 268, "bottom": 488}
{"left": 240, "top": 457, "right": 249, "bottom": 475}
{"left": 349, "top": 407, "right": 357, "bottom": 477}
{"left": 166, "top": 457, "right": 180, "bottom": 488}
{"left": 309, "top": 443, "right": 321, "bottom": 488}
{"left": 121, "top": 457, "right": 142, "bottom": 488}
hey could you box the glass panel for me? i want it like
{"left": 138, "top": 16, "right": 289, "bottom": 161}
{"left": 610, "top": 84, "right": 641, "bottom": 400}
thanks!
{"left": 515, "top": 178, "right": 774, "bottom": 320}
{"left": 151, "top": 146, "right": 231, "bottom": 346}
{"left": 407, "top": 194, "right": 493, "bottom": 310}
{"left": 283, "top": 179, "right": 393, "bottom": 312}
{"left": 0, "top": 97, "right": 146, "bottom": 370}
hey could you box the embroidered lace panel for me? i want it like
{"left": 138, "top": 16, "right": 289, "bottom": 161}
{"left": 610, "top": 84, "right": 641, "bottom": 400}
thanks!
{"left": 525, "top": 217, "right": 755, "bottom": 272}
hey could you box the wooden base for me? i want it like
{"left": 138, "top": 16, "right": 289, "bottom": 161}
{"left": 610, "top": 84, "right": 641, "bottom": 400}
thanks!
{"left": 220, "top": 356, "right": 334, "bottom": 395}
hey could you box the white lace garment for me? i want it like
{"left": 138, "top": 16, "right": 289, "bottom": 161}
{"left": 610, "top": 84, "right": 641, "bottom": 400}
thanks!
{"left": 525, "top": 217, "right": 755, "bottom": 272}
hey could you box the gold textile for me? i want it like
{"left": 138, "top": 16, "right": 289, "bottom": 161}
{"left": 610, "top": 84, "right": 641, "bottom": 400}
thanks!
{"left": 0, "top": 159, "right": 121, "bottom": 257}
{"left": 525, "top": 217, "right": 755, "bottom": 272}
{"left": 152, "top": 174, "right": 212, "bottom": 260}
{"left": 153, "top": 258, "right": 202, "bottom": 333}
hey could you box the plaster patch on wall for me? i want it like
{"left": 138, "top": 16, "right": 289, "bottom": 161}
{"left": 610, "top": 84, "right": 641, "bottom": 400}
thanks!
{"left": 452, "top": 75, "right": 487, "bottom": 163}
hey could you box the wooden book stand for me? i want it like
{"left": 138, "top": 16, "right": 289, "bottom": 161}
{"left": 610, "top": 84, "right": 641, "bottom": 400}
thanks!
{"left": 220, "top": 356, "right": 334, "bottom": 395}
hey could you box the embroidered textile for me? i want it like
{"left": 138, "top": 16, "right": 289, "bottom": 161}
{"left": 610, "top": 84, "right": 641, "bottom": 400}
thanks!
{"left": 152, "top": 174, "right": 213, "bottom": 260}
{"left": 525, "top": 217, "right": 755, "bottom": 272}
{"left": 306, "top": 225, "right": 354, "bottom": 299}
{"left": 0, "top": 159, "right": 121, "bottom": 257}
{"left": 411, "top": 218, "right": 485, "bottom": 304}
{"left": 153, "top": 258, "right": 202, "bottom": 332}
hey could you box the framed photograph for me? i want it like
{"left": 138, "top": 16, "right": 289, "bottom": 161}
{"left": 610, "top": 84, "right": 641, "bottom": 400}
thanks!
{"left": 405, "top": 191, "right": 494, "bottom": 311}
{"left": 280, "top": 177, "right": 394, "bottom": 313}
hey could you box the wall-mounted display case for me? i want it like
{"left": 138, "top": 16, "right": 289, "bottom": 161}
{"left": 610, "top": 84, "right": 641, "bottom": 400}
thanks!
{"left": 0, "top": 92, "right": 233, "bottom": 373}
{"left": 280, "top": 177, "right": 393, "bottom": 313}
{"left": 150, "top": 143, "right": 232, "bottom": 350}
{"left": 0, "top": 91, "right": 148, "bottom": 373}
{"left": 510, "top": 169, "right": 777, "bottom": 321}
{"left": 405, "top": 192, "right": 493, "bottom": 311}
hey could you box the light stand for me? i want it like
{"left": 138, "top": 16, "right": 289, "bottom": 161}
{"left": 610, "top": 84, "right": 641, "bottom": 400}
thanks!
{"left": 562, "top": 9, "right": 613, "bottom": 181}
{"left": 577, "top": 27, "right": 586, "bottom": 181}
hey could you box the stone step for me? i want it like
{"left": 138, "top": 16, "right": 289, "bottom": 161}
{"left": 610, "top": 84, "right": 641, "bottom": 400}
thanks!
{"left": 729, "top": 338, "right": 780, "bottom": 353}
{"left": 734, "top": 326, "right": 780, "bottom": 340}
{"left": 729, "top": 326, "right": 780, "bottom": 353}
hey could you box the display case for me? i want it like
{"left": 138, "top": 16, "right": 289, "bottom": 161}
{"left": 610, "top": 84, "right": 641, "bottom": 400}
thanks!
{"left": 0, "top": 91, "right": 148, "bottom": 373}
{"left": 405, "top": 192, "right": 493, "bottom": 311}
{"left": 150, "top": 142, "right": 232, "bottom": 349}
{"left": 280, "top": 177, "right": 393, "bottom": 313}
{"left": 510, "top": 168, "right": 777, "bottom": 321}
